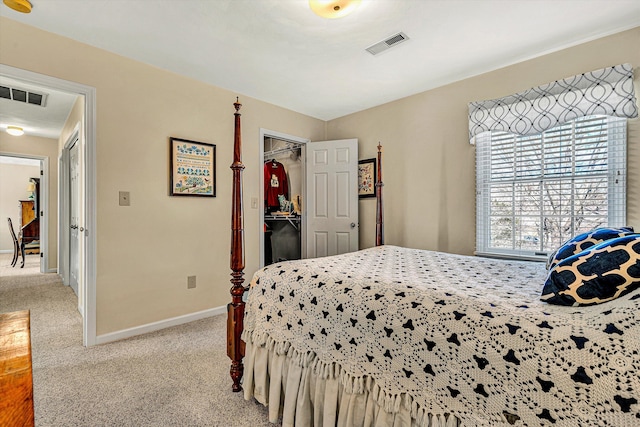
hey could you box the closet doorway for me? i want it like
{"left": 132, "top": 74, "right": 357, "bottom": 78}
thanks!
{"left": 259, "top": 129, "right": 359, "bottom": 267}
{"left": 260, "top": 129, "right": 308, "bottom": 267}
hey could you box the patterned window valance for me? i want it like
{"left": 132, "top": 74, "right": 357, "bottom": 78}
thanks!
{"left": 468, "top": 63, "right": 638, "bottom": 143}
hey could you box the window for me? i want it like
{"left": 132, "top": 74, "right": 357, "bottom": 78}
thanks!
{"left": 476, "top": 115, "right": 626, "bottom": 260}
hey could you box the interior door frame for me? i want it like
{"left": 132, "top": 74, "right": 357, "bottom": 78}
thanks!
{"left": 259, "top": 129, "right": 309, "bottom": 267}
{"left": 0, "top": 64, "right": 98, "bottom": 347}
{"left": 0, "top": 153, "right": 48, "bottom": 273}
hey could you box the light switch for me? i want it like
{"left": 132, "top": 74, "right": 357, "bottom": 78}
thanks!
{"left": 251, "top": 197, "right": 258, "bottom": 209}
{"left": 119, "top": 191, "right": 130, "bottom": 206}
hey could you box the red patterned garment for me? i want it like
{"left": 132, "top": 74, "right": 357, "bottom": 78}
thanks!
{"left": 264, "top": 160, "right": 288, "bottom": 209}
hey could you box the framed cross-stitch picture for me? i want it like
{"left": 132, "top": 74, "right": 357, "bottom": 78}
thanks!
{"left": 170, "top": 137, "right": 216, "bottom": 197}
{"left": 358, "top": 158, "right": 376, "bottom": 199}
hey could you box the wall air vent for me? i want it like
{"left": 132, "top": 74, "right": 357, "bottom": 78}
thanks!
{"left": 0, "top": 85, "right": 48, "bottom": 107}
{"left": 366, "top": 32, "right": 409, "bottom": 56}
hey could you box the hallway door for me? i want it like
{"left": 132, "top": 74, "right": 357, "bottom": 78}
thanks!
{"left": 69, "top": 138, "right": 80, "bottom": 296}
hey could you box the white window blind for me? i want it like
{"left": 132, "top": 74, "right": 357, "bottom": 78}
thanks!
{"left": 476, "top": 115, "right": 626, "bottom": 260}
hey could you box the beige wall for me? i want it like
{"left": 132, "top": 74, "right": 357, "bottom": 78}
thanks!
{"left": 0, "top": 17, "right": 326, "bottom": 335}
{"left": 0, "top": 160, "right": 39, "bottom": 251}
{"left": 0, "top": 134, "right": 59, "bottom": 266}
{"left": 329, "top": 26, "right": 640, "bottom": 254}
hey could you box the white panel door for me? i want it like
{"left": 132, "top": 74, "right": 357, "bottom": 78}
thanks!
{"left": 69, "top": 139, "right": 80, "bottom": 296}
{"left": 306, "top": 139, "right": 358, "bottom": 258}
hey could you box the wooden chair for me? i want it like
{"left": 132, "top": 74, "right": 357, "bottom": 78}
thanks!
{"left": 7, "top": 217, "right": 20, "bottom": 267}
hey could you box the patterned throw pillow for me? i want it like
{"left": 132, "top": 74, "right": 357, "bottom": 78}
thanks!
{"left": 546, "top": 226, "right": 635, "bottom": 270}
{"left": 541, "top": 234, "right": 640, "bottom": 306}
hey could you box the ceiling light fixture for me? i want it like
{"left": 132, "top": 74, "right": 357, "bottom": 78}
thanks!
{"left": 309, "top": 0, "right": 361, "bottom": 19}
{"left": 6, "top": 126, "right": 25, "bottom": 136}
{"left": 3, "top": 0, "right": 32, "bottom": 13}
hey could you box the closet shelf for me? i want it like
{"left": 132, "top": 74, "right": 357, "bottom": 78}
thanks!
{"left": 265, "top": 213, "right": 301, "bottom": 230}
{"left": 264, "top": 146, "right": 300, "bottom": 159}
{"left": 264, "top": 137, "right": 303, "bottom": 160}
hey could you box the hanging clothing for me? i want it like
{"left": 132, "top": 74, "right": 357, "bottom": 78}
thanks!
{"left": 264, "top": 160, "right": 289, "bottom": 209}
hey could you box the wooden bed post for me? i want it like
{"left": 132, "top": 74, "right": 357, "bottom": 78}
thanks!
{"left": 227, "top": 97, "right": 246, "bottom": 392}
{"left": 375, "top": 143, "right": 384, "bottom": 246}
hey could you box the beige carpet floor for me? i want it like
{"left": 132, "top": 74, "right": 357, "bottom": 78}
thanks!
{"left": 0, "top": 253, "right": 280, "bottom": 426}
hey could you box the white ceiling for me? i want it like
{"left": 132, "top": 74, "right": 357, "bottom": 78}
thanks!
{"left": 0, "top": 76, "right": 79, "bottom": 139}
{"left": 1, "top": 0, "right": 639, "bottom": 138}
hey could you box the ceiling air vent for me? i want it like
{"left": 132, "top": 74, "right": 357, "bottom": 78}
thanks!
{"left": 366, "top": 32, "right": 409, "bottom": 56}
{"left": 0, "top": 85, "right": 48, "bottom": 107}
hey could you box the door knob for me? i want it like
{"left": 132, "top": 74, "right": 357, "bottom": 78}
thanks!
{"left": 80, "top": 227, "right": 84, "bottom": 232}
{"left": 350, "top": 222, "right": 356, "bottom": 229}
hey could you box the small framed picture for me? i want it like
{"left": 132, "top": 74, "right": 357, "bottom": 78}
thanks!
{"left": 358, "top": 158, "right": 376, "bottom": 198}
{"left": 170, "top": 137, "right": 216, "bottom": 197}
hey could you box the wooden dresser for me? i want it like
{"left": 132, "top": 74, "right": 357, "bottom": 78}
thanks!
{"left": 0, "top": 310, "right": 35, "bottom": 427}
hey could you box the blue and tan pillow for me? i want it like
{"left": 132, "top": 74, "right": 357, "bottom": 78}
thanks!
{"left": 546, "top": 226, "right": 635, "bottom": 270}
{"left": 541, "top": 234, "right": 640, "bottom": 306}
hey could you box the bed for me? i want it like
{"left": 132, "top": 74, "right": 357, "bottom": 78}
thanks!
{"left": 226, "top": 101, "right": 640, "bottom": 426}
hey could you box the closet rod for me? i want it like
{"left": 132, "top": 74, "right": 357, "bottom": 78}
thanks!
{"left": 264, "top": 145, "right": 301, "bottom": 158}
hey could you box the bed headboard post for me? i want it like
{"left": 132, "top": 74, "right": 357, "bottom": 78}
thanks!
{"left": 227, "top": 97, "right": 246, "bottom": 392}
{"left": 375, "top": 142, "right": 384, "bottom": 246}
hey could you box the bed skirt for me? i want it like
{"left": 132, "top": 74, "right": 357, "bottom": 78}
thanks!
{"left": 243, "top": 334, "right": 460, "bottom": 427}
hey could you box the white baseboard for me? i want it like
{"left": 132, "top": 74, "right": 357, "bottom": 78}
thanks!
{"left": 95, "top": 305, "right": 226, "bottom": 345}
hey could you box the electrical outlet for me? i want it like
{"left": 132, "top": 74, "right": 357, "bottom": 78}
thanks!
{"left": 187, "top": 275, "right": 196, "bottom": 289}
{"left": 119, "top": 191, "right": 130, "bottom": 206}
{"left": 251, "top": 197, "right": 258, "bottom": 209}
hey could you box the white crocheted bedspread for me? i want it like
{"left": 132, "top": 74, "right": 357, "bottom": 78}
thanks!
{"left": 242, "top": 245, "right": 640, "bottom": 426}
